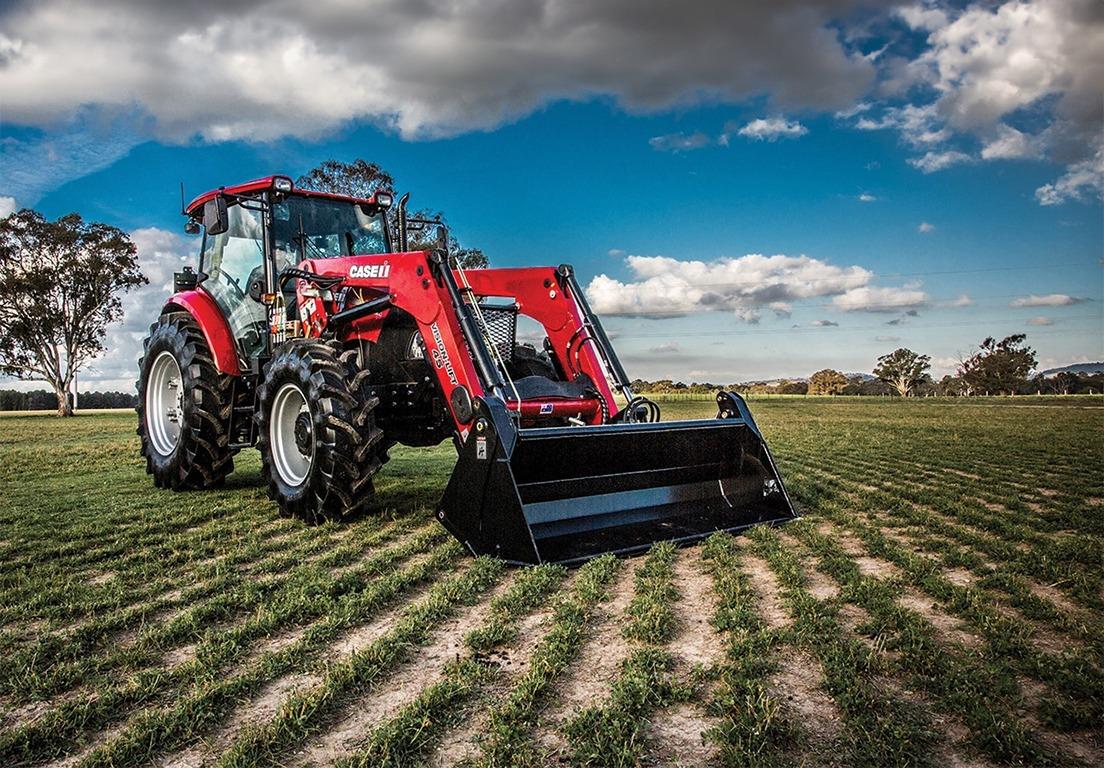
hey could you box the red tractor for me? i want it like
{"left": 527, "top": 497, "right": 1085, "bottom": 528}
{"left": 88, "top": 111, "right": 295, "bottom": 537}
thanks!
{"left": 137, "top": 175, "right": 794, "bottom": 564}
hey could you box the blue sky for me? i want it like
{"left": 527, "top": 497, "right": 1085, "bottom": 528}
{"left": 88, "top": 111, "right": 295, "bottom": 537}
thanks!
{"left": 1, "top": 0, "right": 1101, "bottom": 388}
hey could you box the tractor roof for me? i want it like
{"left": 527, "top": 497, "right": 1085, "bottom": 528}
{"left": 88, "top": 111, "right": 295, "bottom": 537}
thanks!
{"left": 185, "top": 175, "right": 384, "bottom": 217}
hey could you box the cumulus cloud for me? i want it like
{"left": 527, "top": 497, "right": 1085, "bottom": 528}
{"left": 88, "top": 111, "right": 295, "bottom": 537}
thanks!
{"left": 1035, "top": 148, "right": 1104, "bottom": 205}
{"left": 908, "top": 150, "right": 972, "bottom": 173}
{"left": 0, "top": 196, "right": 16, "bottom": 218}
{"left": 832, "top": 285, "right": 928, "bottom": 313}
{"left": 810, "top": 319, "right": 839, "bottom": 327}
{"left": 649, "top": 132, "right": 711, "bottom": 152}
{"left": 0, "top": 1, "right": 873, "bottom": 145}
{"left": 950, "top": 294, "right": 972, "bottom": 307}
{"left": 917, "top": 221, "right": 935, "bottom": 233}
{"left": 83, "top": 227, "right": 199, "bottom": 388}
{"left": 857, "top": 192, "right": 877, "bottom": 202}
{"left": 1010, "top": 293, "right": 1087, "bottom": 307}
{"left": 1027, "top": 316, "right": 1054, "bottom": 326}
{"left": 894, "top": 0, "right": 1104, "bottom": 202}
{"left": 735, "top": 117, "right": 808, "bottom": 141}
{"left": 649, "top": 341, "right": 682, "bottom": 354}
{"left": 855, "top": 103, "right": 949, "bottom": 146}
{"left": 585, "top": 252, "right": 927, "bottom": 321}
{"left": 981, "top": 124, "right": 1044, "bottom": 160}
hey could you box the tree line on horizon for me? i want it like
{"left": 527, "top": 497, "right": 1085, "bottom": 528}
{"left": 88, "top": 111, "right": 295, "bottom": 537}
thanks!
{"left": 633, "top": 335, "right": 1104, "bottom": 397}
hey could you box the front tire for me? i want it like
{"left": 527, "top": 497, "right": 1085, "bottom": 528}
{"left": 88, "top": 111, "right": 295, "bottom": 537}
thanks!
{"left": 137, "top": 313, "right": 235, "bottom": 489}
{"left": 256, "top": 340, "right": 383, "bottom": 523}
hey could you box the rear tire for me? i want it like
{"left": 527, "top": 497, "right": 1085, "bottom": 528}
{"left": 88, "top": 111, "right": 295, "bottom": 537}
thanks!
{"left": 136, "top": 313, "right": 235, "bottom": 489}
{"left": 256, "top": 340, "right": 384, "bottom": 523}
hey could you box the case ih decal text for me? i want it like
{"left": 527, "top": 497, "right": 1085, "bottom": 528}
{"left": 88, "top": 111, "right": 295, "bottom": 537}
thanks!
{"left": 349, "top": 263, "right": 390, "bottom": 279}
{"left": 429, "top": 322, "right": 459, "bottom": 385}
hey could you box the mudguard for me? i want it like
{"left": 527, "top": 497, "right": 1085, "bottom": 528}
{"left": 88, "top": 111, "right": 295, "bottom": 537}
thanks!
{"left": 163, "top": 290, "right": 241, "bottom": 376}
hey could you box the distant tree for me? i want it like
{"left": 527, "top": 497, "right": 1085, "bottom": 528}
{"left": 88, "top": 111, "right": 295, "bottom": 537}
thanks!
{"left": 778, "top": 380, "right": 809, "bottom": 395}
{"left": 934, "top": 374, "right": 967, "bottom": 396}
{"left": 842, "top": 375, "right": 893, "bottom": 396}
{"left": 1048, "top": 371, "right": 1081, "bottom": 395}
{"left": 808, "top": 369, "right": 849, "bottom": 395}
{"left": 296, "top": 158, "right": 488, "bottom": 268}
{"left": 295, "top": 158, "right": 395, "bottom": 199}
{"left": 959, "top": 334, "right": 1037, "bottom": 395}
{"left": 873, "top": 347, "right": 931, "bottom": 396}
{"left": 0, "top": 210, "right": 145, "bottom": 416}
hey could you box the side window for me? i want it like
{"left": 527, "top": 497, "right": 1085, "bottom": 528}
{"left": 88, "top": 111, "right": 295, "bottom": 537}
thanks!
{"left": 201, "top": 203, "right": 266, "bottom": 358}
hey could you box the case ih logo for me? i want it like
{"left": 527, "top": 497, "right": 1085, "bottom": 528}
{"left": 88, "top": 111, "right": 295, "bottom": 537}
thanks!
{"left": 349, "top": 263, "right": 390, "bottom": 279}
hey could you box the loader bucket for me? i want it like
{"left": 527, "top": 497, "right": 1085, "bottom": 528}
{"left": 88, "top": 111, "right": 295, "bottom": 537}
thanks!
{"left": 436, "top": 392, "right": 796, "bottom": 565}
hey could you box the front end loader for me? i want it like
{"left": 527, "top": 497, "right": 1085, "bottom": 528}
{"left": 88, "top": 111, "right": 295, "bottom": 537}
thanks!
{"left": 137, "top": 175, "right": 795, "bottom": 564}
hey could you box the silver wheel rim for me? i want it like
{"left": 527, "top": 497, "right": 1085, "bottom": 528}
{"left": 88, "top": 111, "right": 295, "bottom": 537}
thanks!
{"left": 147, "top": 351, "right": 184, "bottom": 457}
{"left": 271, "top": 382, "right": 313, "bottom": 487}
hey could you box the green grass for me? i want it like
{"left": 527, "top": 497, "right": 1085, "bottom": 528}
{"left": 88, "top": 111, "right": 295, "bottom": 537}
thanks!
{"left": 0, "top": 399, "right": 1100, "bottom": 767}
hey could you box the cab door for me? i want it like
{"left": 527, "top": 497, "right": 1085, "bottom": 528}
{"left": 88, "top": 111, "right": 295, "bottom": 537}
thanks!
{"left": 200, "top": 201, "right": 269, "bottom": 360}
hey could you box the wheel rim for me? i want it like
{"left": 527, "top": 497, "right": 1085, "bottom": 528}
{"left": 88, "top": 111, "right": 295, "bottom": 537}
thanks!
{"left": 271, "top": 382, "right": 313, "bottom": 487}
{"left": 146, "top": 351, "right": 184, "bottom": 456}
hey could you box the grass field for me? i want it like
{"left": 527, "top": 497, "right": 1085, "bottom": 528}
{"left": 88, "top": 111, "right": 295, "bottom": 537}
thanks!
{"left": 0, "top": 398, "right": 1101, "bottom": 767}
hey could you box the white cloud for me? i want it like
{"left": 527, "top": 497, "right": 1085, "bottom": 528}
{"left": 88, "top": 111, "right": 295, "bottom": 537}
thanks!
{"left": 917, "top": 221, "right": 935, "bottom": 233}
{"left": 0, "top": 1, "right": 873, "bottom": 146}
{"left": 1027, "top": 316, "right": 1054, "bottom": 326}
{"left": 858, "top": 192, "right": 877, "bottom": 202}
{"left": 810, "top": 319, "right": 839, "bottom": 327}
{"left": 855, "top": 103, "right": 949, "bottom": 146}
{"left": 83, "top": 227, "right": 199, "bottom": 389}
{"left": 649, "top": 342, "right": 682, "bottom": 354}
{"left": 899, "top": 0, "right": 1104, "bottom": 203}
{"left": 736, "top": 117, "right": 809, "bottom": 141}
{"left": 874, "top": 335, "right": 901, "bottom": 343}
{"left": 835, "top": 102, "right": 872, "bottom": 119}
{"left": 1010, "top": 293, "right": 1087, "bottom": 307}
{"left": 981, "top": 124, "right": 1044, "bottom": 160}
{"left": 586, "top": 252, "right": 927, "bottom": 321}
{"left": 832, "top": 285, "right": 928, "bottom": 313}
{"left": 908, "top": 150, "right": 972, "bottom": 173}
{"left": 0, "top": 196, "right": 16, "bottom": 218}
{"left": 896, "top": 4, "right": 949, "bottom": 32}
{"left": 649, "top": 132, "right": 711, "bottom": 152}
{"left": 1035, "top": 147, "right": 1104, "bottom": 205}
{"left": 950, "top": 294, "right": 972, "bottom": 307}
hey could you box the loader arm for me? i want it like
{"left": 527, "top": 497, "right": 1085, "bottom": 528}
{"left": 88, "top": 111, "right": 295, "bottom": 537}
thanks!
{"left": 292, "top": 249, "right": 796, "bottom": 564}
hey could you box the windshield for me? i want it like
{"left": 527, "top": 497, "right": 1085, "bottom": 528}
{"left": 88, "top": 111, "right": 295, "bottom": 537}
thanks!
{"left": 272, "top": 195, "right": 388, "bottom": 269}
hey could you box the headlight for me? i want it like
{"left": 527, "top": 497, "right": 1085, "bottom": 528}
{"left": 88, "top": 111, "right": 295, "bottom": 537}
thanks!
{"left": 375, "top": 191, "right": 393, "bottom": 209}
{"left": 272, "top": 177, "right": 293, "bottom": 193}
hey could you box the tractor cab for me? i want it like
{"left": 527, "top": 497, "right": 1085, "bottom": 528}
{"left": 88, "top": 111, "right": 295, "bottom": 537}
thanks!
{"left": 182, "top": 176, "right": 394, "bottom": 363}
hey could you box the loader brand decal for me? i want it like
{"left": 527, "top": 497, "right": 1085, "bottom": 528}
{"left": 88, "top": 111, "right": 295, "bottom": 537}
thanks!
{"left": 539, "top": 403, "right": 554, "bottom": 415}
{"left": 428, "top": 322, "right": 459, "bottom": 386}
{"left": 299, "top": 298, "right": 317, "bottom": 323}
{"left": 349, "top": 263, "right": 390, "bottom": 279}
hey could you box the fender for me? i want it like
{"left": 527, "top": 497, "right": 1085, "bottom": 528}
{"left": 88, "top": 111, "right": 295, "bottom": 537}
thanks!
{"left": 163, "top": 290, "right": 241, "bottom": 376}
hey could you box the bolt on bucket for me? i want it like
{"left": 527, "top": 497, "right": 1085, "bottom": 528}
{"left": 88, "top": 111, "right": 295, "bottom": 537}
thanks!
{"left": 437, "top": 392, "right": 797, "bottom": 565}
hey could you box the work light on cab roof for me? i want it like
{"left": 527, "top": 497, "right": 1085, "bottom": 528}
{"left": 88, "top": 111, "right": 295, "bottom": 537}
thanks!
{"left": 135, "top": 174, "right": 796, "bottom": 564}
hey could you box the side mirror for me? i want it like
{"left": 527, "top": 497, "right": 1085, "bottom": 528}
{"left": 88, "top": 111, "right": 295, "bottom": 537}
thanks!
{"left": 183, "top": 219, "right": 201, "bottom": 236}
{"left": 203, "top": 196, "right": 229, "bottom": 236}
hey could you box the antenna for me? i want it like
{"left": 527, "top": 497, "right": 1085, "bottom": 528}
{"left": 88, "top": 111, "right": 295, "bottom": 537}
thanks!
{"left": 179, "top": 182, "right": 186, "bottom": 215}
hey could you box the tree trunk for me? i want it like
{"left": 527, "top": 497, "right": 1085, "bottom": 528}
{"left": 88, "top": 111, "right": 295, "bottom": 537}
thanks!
{"left": 54, "top": 385, "right": 72, "bottom": 417}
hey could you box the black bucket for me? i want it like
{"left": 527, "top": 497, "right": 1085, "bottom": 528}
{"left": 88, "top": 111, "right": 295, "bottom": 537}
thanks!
{"left": 436, "top": 393, "right": 796, "bottom": 565}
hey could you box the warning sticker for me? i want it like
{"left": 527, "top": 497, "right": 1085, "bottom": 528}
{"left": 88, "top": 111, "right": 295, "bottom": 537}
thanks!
{"left": 476, "top": 437, "right": 487, "bottom": 460}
